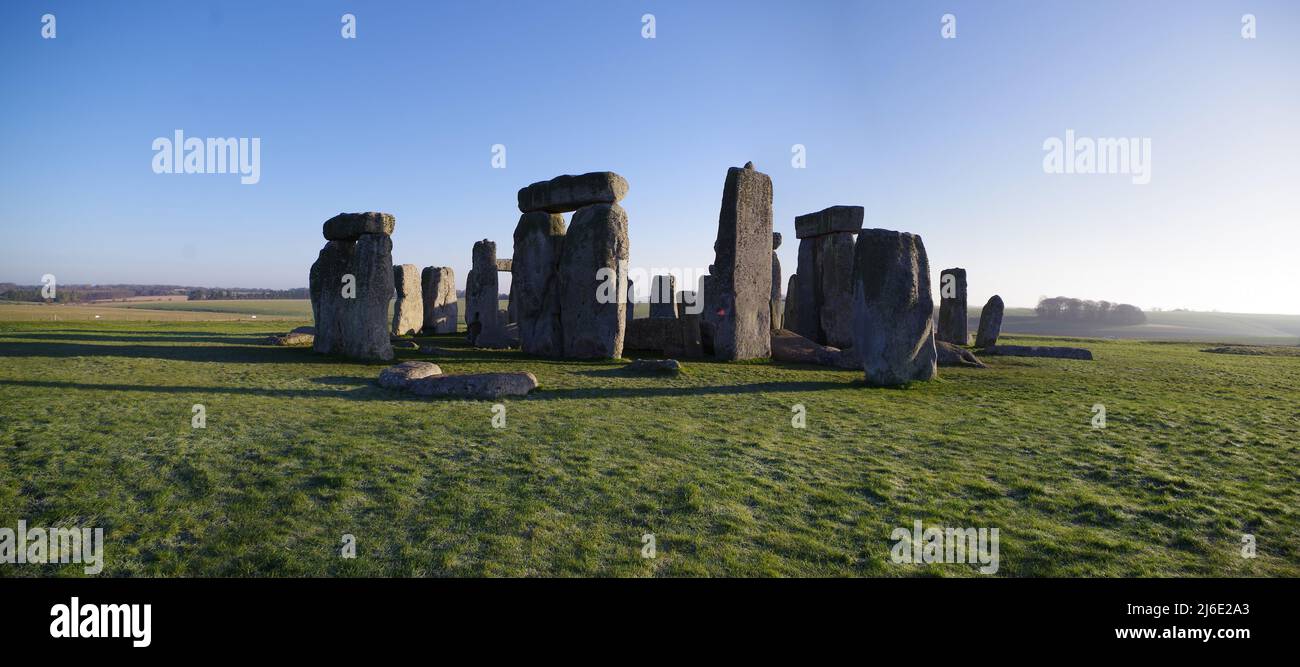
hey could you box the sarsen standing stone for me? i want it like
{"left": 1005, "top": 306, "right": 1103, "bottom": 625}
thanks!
{"left": 850, "top": 228, "right": 937, "bottom": 386}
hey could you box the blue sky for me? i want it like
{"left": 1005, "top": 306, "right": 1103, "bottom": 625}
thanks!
{"left": 2, "top": 1, "right": 1297, "bottom": 313}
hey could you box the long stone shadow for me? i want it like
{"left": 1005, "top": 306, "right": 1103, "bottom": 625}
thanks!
{"left": 0, "top": 378, "right": 855, "bottom": 401}
{"left": 0, "top": 332, "right": 276, "bottom": 344}
{"left": 0, "top": 340, "right": 380, "bottom": 365}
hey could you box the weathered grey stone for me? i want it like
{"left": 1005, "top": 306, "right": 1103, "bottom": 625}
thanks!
{"left": 980, "top": 345, "right": 1093, "bottom": 360}
{"left": 770, "top": 233, "right": 783, "bottom": 330}
{"left": 625, "top": 277, "right": 636, "bottom": 329}
{"left": 676, "top": 290, "right": 700, "bottom": 316}
{"left": 936, "top": 340, "right": 986, "bottom": 368}
{"left": 850, "top": 228, "right": 937, "bottom": 386}
{"left": 624, "top": 315, "right": 704, "bottom": 358}
{"left": 495, "top": 258, "right": 513, "bottom": 272}
{"left": 511, "top": 211, "right": 566, "bottom": 356}
{"left": 408, "top": 371, "right": 539, "bottom": 399}
{"left": 794, "top": 205, "right": 863, "bottom": 239}
{"left": 309, "top": 259, "right": 323, "bottom": 327}
{"left": 782, "top": 274, "right": 799, "bottom": 336}
{"left": 650, "top": 275, "right": 678, "bottom": 318}
{"left": 769, "top": 329, "right": 859, "bottom": 369}
{"left": 517, "top": 172, "right": 629, "bottom": 214}
{"left": 936, "top": 267, "right": 968, "bottom": 345}
{"left": 378, "top": 361, "right": 443, "bottom": 389}
{"left": 475, "top": 322, "right": 520, "bottom": 350}
{"left": 558, "top": 203, "right": 628, "bottom": 359}
{"left": 626, "top": 358, "right": 681, "bottom": 374}
{"left": 391, "top": 264, "right": 423, "bottom": 336}
{"left": 974, "top": 295, "right": 1004, "bottom": 348}
{"left": 420, "top": 267, "right": 457, "bottom": 334}
{"left": 265, "top": 332, "right": 314, "bottom": 346}
{"left": 312, "top": 233, "right": 395, "bottom": 361}
{"left": 708, "top": 162, "right": 773, "bottom": 360}
{"left": 794, "top": 231, "right": 856, "bottom": 348}
{"left": 323, "top": 212, "right": 395, "bottom": 241}
{"left": 465, "top": 240, "right": 499, "bottom": 345}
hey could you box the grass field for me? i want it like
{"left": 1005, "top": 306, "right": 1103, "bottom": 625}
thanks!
{"left": 0, "top": 318, "right": 1296, "bottom": 577}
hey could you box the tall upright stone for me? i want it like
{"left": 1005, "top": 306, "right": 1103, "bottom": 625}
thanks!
{"left": 558, "top": 203, "right": 629, "bottom": 359}
{"left": 465, "top": 240, "right": 499, "bottom": 345}
{"left": 937, "top": 267, "right": 968, "bottom": 345}
{"left": 782, "top": 274, "right": 799, "bottom": 332}
{"left": 391, "top": 264, "right": 423, "bottom": 336}
{"left": 707, "top": 162, "right": 773, "bottom": 360}
{"left": 793, "top": 206, "right": 861, "bottom": 348}
{"left": 770, "top": 232, "right": 784, "bottom": 330}
{"left": 625, "top": 277, "right": 636, "bottom": 328}
{"left": 311, "top": 212, "right": 396, "bottom": 361}
{"left": 512, "top": 211, "right": 567, "bottom": 357}
{"left": 974, "top": 294, "right": 1005, "bottom": 348}
{"left": 420, "top": 267, "right": 457, "bottom": 334}
{"left": 850, "top": 228, "right": 937, "bottom": 386}
{"left": 650, "top": 275, "right": 678, "bottom": 318}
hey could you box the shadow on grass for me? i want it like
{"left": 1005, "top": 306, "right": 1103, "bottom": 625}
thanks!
{"left": 0, "top": 340, "right": 392, "bottom": 365}
{"left": 0, "top": 378, "right": 854, "bottom": 401}
{"left": 0, "top": 332, "right": 276, "bottom": 344}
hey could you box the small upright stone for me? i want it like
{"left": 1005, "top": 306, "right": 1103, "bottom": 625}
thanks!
{"left": 936, "top": 267, "right": 968, "bottom": 345}
{"left": 421, "top": 266, "right": 457, "bottom": 334}
{"left": 558, "top": 203, "right": 629, "bottom": 359}
{"left": 517, "top": 172, "right": 629, "bottom": 214}
{"left": 650, "top": 275, "right": 678, "bottom": 318}
{"left": 770, "top": 232, "right": 783, "bottom": 330}
{"left": 974, "top": 295, "right": 1005, "bottom": 348}
{"left": 465, "top": 240, "right": 499, "bottom": 345}
{"left": 850, "top": 228, "right": 937, "bottom": 386}
{"left": 391, "top": 264, "right": 423, "bottom": 336}
{"left": 708, "top": 162, "right": 773, "bottom": 360}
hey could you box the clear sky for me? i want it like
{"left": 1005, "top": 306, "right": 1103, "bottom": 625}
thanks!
{"left": 2, "top": 1, "right": 1297, "bottom": 313}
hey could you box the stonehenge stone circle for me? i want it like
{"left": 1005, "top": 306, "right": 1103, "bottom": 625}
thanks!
{"left": 624, "top": 314, "right": 703, "bottom": 359}
{"left": 391, "top": 264, "right": 423, "bottom": 336}
{"left": 793, "top": 205, "right": 861, "bottom": 348}
{"left": 770, "top": 232, "right": 783, "bottom": 330}
{"left": 850, "top": 228, "right": 937, "bottom": 386}
{"left": 974, "top": 294, "right": 1004, "bottom": 348}
{"left": 706, "top": 162, "right": 773, "bottom": 360}
{"left": 517, "top": 172, "right": 628, "bottom": 214}
{"left": 650, "top": 274, "right": 678, "bottom": 318}
{"left": 558, "top": 202, "right": 629, "bottom": 359}
{"left": 310, "top": 213, "right": 396, "bottom": 361}
{"left": 936, "top": 267, "right": 968, "bottom": 345}
{"left": 512, "top": 211, "right": 567, "bottom": 357}
{"left": 420, "top": 266, "right": 457, "bottom": 334}
{"left": 465, "top": 239, "right": 500, "bottom": 345}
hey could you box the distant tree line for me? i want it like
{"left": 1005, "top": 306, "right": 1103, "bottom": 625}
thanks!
{"left": 186, "top": 288, "right": 309, "bottom": 300}
{"left": 1035, "top": 296, "right": 1146, "bottom": 325}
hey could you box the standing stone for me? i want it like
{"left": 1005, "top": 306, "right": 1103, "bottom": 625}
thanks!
{"left": 391, "top": 264, "right": 423, "bottom": 336}
{"left": 512, "top": 211, "right": 567, "bottom": 357}
{"left": 625, "top": 277, "right": 636, "bottom": 328}
{"left": 850, "top": 228, "right": 937, "bottom": 386}
{"left": 770, "top": 232, "right": 783, "bottom": 330}
{"left": 465, "top": 240, "right": 499, "bottom": 345}
{"left": 558, "top": 203, "right": 629, "bottom": 359}
{"left": 708, "top": 162, "right": 773, "bottom": 360}
{"left": 420, "top": 267, "right": 457, "bottom": 334}
{"left": 782, "top": 274, "right": 799, "bottom": 333}
{"left": 974, "top": 294, "right": 1004, "bottom": 348}
{"left": 676, "top": 290, "right": 698, "bottom": 316}
{"left": 791, "top": 206, "right": 862, "bottom": 348}
{"left": 650, "top": 275, "right": 678, "bottom": 318}
{"left": 937, "top": 267, "right": 968, "bottom": 345}
{"left": 312, "top": 225, "right": 395, "bottom": 362}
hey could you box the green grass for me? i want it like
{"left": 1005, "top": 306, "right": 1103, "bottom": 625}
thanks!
{"left": 0, "top": 320, "right": 1296, "bottom": 577}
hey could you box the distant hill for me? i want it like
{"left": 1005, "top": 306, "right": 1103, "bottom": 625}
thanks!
{"left": 975, "top": 308, "right": 1300, "bottom": 345}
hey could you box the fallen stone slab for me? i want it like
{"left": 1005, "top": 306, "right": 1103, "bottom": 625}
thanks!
{"left": 265, "top": 332, "right": 314, "bottom": 346}
{"left": 408, "top": 371, "right": 539, "bottom": 399}
{"left": 794, "top": 205, "right": 863, "bottom": 239}
{"left": 936, "top": 340, "right": 987, "bottom": 368}
{"left": 378, "top": 361, "right": 444, "bottom": 389}
{"left": 475, "top": 323, "right": 521, "bottom": 350}
{"left": 322, "top": 212, "right": 395, "bottom": 240}
{"left": 626, "top": 358, "right": 681, "bottom": 374}
{"left": 517, "top": 172, "right": 629, "bottom": 214}
{"left": 980, "top": 345, "right": 1093, "bottom": 360}
{"left": 770, "top": 329, "right": 859, "bottom": 369}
